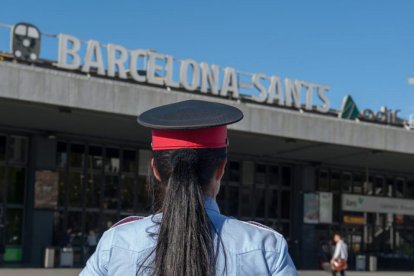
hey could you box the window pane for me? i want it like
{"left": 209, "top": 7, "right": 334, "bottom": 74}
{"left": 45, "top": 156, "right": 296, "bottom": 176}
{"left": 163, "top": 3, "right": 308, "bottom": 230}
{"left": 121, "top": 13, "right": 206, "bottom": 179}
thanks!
{"left": 53, "top": 212, "right": 66, "bottom": 246}
{"left": 227, "top": 186, "right": 239, "bottom": 216}
{"left": 281, "top": 223, "right": 290, "bottom": 239}
{"left": 105, "top": 148, "right": 120, "bottom": 173}
{"left": 374, "top": 176, "right": 385, "bottom": 196}
{"left": 255, "top": 164, "right": 266, "bottom": 185}
{"left": 57, "top": 172, "right": 66, "bottom": 207}
{"left": 386, "top": 178, "right": 394, "bottom": 196}
{"left": 240, "top": 187, "right": 252, "bottom": 217}
{"left": 363, "top": 176, "right": 374, "bottom": 195}
{"left": 0, "top": 136, "right": 6, "bottom": 161}
{"left": 85, "top": 212, "right": 99, "bottom": 259}
{"left": 0, "top": 167, "right": 4, "bottom": 202}
{"left": 121, "top": 177, "right": 135, "bottom": 212}
{"left": 136, "top": 176, "right": 150, "bottom": 213}
{"left": 254, "top": 188, "right": 266, "bottom": 218}
{"left": 67, "top": 212, "right": 83, "bottom": 243}
{"left": 342, "top": 173, "right": 352, "bottom": 193}
{"left": 101, "top": 212, "right": 117, "bottom": 231}
{"left": 333, "top": 194, "right": 341, "bottom": 222}
{"left": 88, "top": 146, "right": 103, "bottom": 170}
{"left": 57, "top": 142, "right": 67, "bottom": 169}
{"left": 85, "top": 212, "right": 99, "bottom": 238}
{"left": 5, "top": 208, "right": 22, "bottom": 245}
{"left": 70, "top": 144, "right": 85, "bottom": 168}
{"left": 68, "top": 172, "right": 82, "bottom": 207}
{"left": 331, "top": 171, "right": 340, "bottom": 192}
{"left": 242, "top": 161, "right": 254, "bottom": 187}
{"left": 267, "top": 219, "right": 278, "bottom": 230}
{"left": 138, "top": 150, "right": 152, "bottom": 176}
{"left": 407, "top": 181, "right": 414, "bottom": 199}
{"left": 104, "top": 175, "right": 118, "bottom": 209}
{"left": 7, "top": 167, "right": 25, "bottom": 204}
{"left": 86, "top": 174, "right": 101, "bottom": 208}
{"left": 268, "top": 190, "right": 278, "bottom": 219}
{"left": 353, "top": 174, "right": 363, "bottom": 194}
{"left": 395, "top": 227, "right": 414, "bottom": 258}
{"left": 318, "top": 170, "right": 329, "bottom": 191}
{"left": 269, "top": 165, "right": 279, "bottom": 186}
{"left": 122, "top": 150, "right": 136, "bottom": 173}
{"left": 273, "top": 224, "right": 282, "bottom": 233}
{"left": 8, "top": 136, "right": 27, "bottom": 163}
{"left": 395, "top": 178, "right": 405, "bottom": 198}
{"left": 228, "top": 161, "right": 240, "bottom": 183}
{"left": 281, "top": 191, "right": 290, "bottom": 219}
{"left": 67, "top": 212, "right": 83, "bottom": 266}
{"left": 281, "top": 167, "right": 292, "bottom": 187}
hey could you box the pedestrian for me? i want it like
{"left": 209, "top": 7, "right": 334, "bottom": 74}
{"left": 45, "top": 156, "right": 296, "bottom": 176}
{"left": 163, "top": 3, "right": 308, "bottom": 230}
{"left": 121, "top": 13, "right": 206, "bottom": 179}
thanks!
{"left": 80, "top": 100, "right": 297, "bottom": 275}
{"left": 331, "top": 232, "right": 348, "bottom": 276}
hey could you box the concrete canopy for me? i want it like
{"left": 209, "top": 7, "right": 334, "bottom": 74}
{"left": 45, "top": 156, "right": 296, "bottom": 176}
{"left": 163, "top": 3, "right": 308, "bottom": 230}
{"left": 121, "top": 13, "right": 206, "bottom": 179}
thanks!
{"left": 0, "top": 61, "right": 413, "bottom": 175}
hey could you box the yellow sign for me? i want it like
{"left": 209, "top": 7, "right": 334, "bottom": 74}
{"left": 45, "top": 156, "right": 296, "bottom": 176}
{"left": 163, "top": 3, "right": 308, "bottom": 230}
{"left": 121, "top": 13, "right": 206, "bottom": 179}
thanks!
{"left": 343, "top": 215, "right": 365, "bottom": 225}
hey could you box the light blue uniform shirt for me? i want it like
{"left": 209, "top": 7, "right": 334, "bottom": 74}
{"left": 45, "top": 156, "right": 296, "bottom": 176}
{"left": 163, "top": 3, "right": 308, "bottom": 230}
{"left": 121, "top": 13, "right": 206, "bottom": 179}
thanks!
{"left": 80, "top": 198, "right": 297, "bottom": 275}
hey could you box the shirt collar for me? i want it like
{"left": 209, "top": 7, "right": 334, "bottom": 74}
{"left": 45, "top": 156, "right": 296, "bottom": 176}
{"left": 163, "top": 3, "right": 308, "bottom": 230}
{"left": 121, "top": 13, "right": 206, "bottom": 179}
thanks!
{"left": 204, "top": 197, "right": 220, "bottom": 214}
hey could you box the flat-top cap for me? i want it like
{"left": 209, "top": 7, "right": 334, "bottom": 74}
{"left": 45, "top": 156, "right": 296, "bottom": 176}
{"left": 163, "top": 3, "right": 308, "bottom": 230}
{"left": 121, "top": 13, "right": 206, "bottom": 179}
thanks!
{"left": 137, "top": 100, "right": 243, "bottom": 150}
{"left": 138, "top": 100, "right": 243, "bottom": 130}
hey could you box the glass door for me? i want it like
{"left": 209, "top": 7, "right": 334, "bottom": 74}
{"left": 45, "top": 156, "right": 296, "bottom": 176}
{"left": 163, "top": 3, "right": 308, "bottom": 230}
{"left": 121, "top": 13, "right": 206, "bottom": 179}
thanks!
{"left": 0, "top": 134, "right": 28, "bottom": 265}
{"left": 342, "top": 225, "right": 364, "bottom": 270}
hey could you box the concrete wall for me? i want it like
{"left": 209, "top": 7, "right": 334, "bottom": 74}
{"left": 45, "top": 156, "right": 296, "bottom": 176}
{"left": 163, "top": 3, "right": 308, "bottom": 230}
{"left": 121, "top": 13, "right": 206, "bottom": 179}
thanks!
{"left": 1, "top": 62, "right": 414, "bottom": 155}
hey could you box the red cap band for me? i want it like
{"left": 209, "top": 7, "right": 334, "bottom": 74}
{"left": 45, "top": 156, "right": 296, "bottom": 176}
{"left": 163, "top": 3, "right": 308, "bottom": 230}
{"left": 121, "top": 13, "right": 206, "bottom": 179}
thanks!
{"left": 151, "top": 126, "right": 227, "bottom": 150}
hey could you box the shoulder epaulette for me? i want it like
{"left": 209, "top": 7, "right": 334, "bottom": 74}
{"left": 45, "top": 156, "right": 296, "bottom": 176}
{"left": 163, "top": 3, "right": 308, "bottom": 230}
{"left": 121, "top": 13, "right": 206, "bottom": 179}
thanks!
{"left": 246, "top": 221, "right": 278, "bottom": 233}
{"left": 111, "top": 216, "right": 144, "bottom": 229}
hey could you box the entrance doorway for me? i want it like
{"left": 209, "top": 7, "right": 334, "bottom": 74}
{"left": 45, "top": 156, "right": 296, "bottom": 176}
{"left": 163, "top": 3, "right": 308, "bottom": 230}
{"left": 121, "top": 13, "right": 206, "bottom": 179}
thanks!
{"left": 0, "top": 134, "right": 28, "bottom": 264}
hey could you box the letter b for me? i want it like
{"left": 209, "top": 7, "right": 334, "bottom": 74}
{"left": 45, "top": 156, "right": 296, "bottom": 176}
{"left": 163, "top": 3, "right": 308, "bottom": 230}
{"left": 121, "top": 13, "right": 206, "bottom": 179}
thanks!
{"left": 57, "top": 34, "right": 81, "bottom": 70}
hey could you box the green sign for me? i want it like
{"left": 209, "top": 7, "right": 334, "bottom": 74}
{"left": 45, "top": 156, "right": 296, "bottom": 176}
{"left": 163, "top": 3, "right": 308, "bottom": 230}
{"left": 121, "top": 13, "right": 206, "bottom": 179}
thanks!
{"left": 4, "top": 247, "right": 22, "bottom": 262}
{"left": 339, "top": 95, "right": 360, "bottom": 119}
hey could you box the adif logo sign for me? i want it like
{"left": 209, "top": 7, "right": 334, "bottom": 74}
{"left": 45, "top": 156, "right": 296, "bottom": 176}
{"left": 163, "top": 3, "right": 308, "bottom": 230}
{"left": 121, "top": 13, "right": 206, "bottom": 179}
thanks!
{"left": 339, "top": 95, "right": 402, "bottom": 125}
{"left": 343, "top": 197, "right": 363, "bottom": 209}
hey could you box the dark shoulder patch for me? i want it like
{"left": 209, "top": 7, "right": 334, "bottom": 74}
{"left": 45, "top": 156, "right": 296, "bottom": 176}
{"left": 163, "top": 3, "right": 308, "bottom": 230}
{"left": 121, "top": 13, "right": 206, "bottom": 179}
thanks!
{"left": 111, "top": 216, "right": 144, "bottom": 229}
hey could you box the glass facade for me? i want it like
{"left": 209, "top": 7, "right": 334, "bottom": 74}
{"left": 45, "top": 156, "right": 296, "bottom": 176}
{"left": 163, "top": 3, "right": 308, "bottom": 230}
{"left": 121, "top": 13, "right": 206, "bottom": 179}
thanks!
{"left": 53, "top": 140, "right": 295, "bottom": 266}
{"left": 0, "top": 134, "right": 28, "bottom": 263}
{"left": 1, "top": 130, "right": 411, "bottom": 270}
{"left": 54, "top": 141, "right": 152, "bottom": 266}
{"left": 316, "top": 168, "right": 414, "bottom": 269}
{"left": 217, "top": 160, "right": 293, "bottom": 240}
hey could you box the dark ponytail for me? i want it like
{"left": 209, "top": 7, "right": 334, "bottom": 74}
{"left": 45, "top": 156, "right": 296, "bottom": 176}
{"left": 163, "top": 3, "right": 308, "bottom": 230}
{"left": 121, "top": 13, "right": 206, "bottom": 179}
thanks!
{"left": 141, "top": 148, "right": 227, "bottom": 276}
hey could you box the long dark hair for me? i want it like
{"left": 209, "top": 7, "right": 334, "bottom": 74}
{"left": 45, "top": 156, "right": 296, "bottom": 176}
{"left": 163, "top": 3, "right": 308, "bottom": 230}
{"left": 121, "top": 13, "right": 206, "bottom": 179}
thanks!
{"left": 139, "top": 147, "right": 227, "bottom": 276}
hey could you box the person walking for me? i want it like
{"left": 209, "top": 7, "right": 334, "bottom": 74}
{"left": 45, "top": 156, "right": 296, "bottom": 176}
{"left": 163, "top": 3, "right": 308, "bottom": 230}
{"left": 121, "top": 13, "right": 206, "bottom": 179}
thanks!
{"left": 331, "top": 233, "right": 348, "bottom": 276}
{"left": 80, "top": 100, "right": 297, "bottom": 275}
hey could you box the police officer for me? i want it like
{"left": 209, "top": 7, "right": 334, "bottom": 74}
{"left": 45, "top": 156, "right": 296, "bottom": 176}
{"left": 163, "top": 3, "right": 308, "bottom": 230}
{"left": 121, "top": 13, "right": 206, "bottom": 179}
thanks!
{"left": 80, "top": 100, "right": 297, "bottom": 275}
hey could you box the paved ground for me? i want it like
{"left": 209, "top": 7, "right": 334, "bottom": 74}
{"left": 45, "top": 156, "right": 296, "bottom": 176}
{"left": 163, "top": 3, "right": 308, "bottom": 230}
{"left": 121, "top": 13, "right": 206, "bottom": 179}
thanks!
{"left": 0, "top": 269, "right": 80, "bottom": 276}
{"left": 299, "top": 271, "right": 414, "bottom": 276}
{"left": 0, "top": 269, "right": 413, "bottom": 275}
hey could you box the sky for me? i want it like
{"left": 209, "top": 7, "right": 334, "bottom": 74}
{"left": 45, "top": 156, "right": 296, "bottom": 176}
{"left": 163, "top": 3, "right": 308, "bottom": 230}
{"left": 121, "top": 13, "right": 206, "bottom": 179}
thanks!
{"left": 1, "top": 0, "right": 414, "bottom": 118}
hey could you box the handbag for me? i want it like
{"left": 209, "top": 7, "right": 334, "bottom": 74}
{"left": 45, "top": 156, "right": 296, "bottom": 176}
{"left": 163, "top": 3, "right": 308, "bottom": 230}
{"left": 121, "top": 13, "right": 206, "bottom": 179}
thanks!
{"left": 331, "top": 258, "right": 348, "bottom": 272}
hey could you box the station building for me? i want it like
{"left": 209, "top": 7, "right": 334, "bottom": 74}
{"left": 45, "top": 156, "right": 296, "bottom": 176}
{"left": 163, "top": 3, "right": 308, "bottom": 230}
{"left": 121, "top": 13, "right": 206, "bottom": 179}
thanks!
{"left": 0, "top": 23, "right": 413, "bottom": 271}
